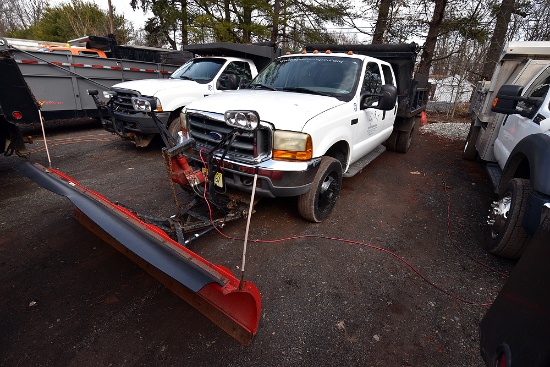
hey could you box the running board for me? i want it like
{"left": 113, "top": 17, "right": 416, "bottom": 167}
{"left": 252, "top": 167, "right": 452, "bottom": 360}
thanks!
{"left": 344, "top": 145, "right": 386, "bottom": 178}
{"left": 16, "top": 162, "right": 261, "bottom": 345}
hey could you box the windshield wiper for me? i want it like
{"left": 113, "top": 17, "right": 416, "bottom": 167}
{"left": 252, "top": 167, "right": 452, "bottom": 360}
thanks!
{"left": 250, "top": 83, "right": 277, "bottom": 91}
{"left": 282, "top": 87, "right": 333, "bottom": 97}
{"left": 180, "top": 75, "right": 196, "bottom": 81}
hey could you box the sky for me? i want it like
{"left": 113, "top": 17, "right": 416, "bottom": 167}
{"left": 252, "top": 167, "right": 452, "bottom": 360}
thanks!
{"left": 50, "top": 0, "right": 151, "bottom": 30}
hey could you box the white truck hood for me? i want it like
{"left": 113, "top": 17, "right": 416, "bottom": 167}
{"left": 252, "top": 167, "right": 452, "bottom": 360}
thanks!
{"left": 186, "top": 90, "right": 346, "bottom": 130}
{"left": 112, "top": 78, "right": 207, "bottom": 96}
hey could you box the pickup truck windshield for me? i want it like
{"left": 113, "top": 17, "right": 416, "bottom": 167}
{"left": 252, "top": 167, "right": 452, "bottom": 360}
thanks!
{"left": 170, "top": 58, "right": 225, "bottom": 83}
{"left": 251, "top": 56, "right": 362, "bottom": 101}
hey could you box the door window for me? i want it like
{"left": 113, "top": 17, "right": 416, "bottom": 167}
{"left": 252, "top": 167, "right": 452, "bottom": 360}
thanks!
{"left": 221, "top": 61, "right": 253, "bottom": 82}
{"left": 361, "top": 62, "right": 382, "bottom": 107}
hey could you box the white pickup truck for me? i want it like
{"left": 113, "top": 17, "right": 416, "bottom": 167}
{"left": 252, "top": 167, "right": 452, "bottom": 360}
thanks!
{"left": 174, "top": 43, "right": 427, "bottom": 222}
{"left": 99, "top": 42, "right": 283, "bottom": 147}
{"left": 464, "top": 41, "right": 550, "bottom": 259}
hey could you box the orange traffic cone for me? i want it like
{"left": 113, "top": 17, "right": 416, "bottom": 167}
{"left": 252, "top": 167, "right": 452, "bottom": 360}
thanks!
{"left": 420, "top": 110, "right": 428, "bottom": 126}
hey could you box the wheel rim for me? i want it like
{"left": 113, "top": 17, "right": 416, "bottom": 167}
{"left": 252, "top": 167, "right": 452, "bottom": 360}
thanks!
{"left": 488, "top": 194, "right": 512, "bottom": 239}
{"left": 317, "top": 172, "right": 339, "bottom": 212}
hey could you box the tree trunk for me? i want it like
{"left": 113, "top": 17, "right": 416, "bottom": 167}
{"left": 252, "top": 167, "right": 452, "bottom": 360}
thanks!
{"left": 180, "top": 0, "right": 188, "bottom": 46}
{"left": 417, "top": 0, "right": 448, "bottom": 77}
{"left": 372, "top": 0, "right": 392, "bottom": 44}
{"left": 271, "top": 0, "right": 281, "bottom": 43}
{"left": 481, "top": 0, "right": 515, "bottom": 80}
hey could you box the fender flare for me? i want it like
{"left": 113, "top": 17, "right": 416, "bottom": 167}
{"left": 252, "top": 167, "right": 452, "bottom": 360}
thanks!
{"left": 499, "top": 133, "right": 550, "bottom": 195}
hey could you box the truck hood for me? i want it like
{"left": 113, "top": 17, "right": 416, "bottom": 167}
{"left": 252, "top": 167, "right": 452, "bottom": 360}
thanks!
{"left": 112, "top": 78, "right": 205, "bottom": 96}
{"left": 186, "top": 90, "right": 346, "bottom": 130}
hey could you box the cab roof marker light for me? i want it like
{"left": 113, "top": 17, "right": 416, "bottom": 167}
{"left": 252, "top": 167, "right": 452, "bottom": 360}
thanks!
{"left": 313, "top": 50, "right": 319, "bottom": 54}
{"left": 301, "top": 50, "right": 307, "bottom": 54}
{"left": 286, "top": 51, "right": 291, "bottom": 55}
{"left": 326, "top": 50, "right": 331, "bottom": 54}
{"left": 348, "top": 51, "right": 354, "bottom": 55}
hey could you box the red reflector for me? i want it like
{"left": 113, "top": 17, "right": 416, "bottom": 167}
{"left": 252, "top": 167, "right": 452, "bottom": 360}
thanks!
{"left": 21, "top": 60, "right": 39, "bottom": 64}
{"left": 91, "top": 64, "right": 104, "bottom": 69}
{"left": 71, "top": 63, "right": 85, "bottom": 67}
{"left": 12, "top": 111, "right": 23, "bottom": 120}
{"left": 111, "top": 66, "right": 122, "bottom": 70}
{"left": 160, "top": 70, "right": 169, "bottom": 74}
{"left": 145, "top": 69, "right": 155, "bottom": 73}
{"left": 129, "top": 67, "right": 140, "bottom": 71}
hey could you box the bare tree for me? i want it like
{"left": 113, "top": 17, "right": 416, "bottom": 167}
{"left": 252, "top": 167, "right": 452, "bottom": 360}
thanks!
{"left": 480, "top": 0, "right": 515, "bottom": 80}
{"left": 417, "top": 0, "right": 448, "bottom": 77}
{"left": 371, "top": 0, "right": 392, "bottom": 44}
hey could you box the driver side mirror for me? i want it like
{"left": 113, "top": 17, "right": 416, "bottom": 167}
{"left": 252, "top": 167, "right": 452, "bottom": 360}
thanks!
{"left": 217, "top": 74, "right": 239, "bottom": 90}
{"left": 360, "top": 84, "right": 397, "bottom": 111}
{"left": 491, "top": 84, "right": 544, "bottom": 119}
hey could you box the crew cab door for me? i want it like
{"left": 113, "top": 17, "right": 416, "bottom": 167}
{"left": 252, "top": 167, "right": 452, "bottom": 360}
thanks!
{"left": 494, "top": 66, "right": 550, "bottom": 168}
{"left": 351, "top": 61, "right": 396, "bottom": 162}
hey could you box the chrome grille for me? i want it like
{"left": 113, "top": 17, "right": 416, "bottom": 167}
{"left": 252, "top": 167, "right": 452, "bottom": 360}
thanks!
{"left": 187, "top": 112, "right": 271, "bottom": 161}
{"left": 113, "top": 89, "right": 139, "bottom": 114}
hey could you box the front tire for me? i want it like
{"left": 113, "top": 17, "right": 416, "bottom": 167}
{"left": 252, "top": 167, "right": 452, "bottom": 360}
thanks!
{"left": 168, "top": 116, "right": 183, "bottom": 139}
{"left": 298, "top": 157, "right": 342, "bottom": 222}
{"left": 486, "top": 178, "right": 530, "bottom": 259}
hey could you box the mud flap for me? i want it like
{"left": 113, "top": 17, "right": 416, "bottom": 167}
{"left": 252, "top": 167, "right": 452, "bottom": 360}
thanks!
{"left": 16, "top": 162, "right": 261, "bottom": 345}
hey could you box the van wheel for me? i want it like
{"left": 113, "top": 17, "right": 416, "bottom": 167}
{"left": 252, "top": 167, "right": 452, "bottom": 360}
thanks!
{"left": 486, "top": 178, "right": 530, "bottom": 259}
{"left": 168, "top": 116, "right": 183, "bottom": 138}
{"left": 463, "top": 120, "right": 480, "bottom": 160}
{"left": 298, "top": 157, "right": 342, "bottom": 222}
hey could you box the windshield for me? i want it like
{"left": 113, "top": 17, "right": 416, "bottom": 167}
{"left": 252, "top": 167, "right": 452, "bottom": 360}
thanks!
{"left": 170, "top": 58, "right": 225, "bottom": 83}
{"left": 251, "top": 56, "right": 362, "bottom": 101}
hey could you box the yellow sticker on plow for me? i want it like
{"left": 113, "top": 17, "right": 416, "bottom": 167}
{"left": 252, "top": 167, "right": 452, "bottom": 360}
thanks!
{"left": 214, "top": 172, "right": 223, "bottom": 188}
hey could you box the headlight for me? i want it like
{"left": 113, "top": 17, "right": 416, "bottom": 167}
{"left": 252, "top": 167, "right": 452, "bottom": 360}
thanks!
{"left": 225, "top": 110, "right": 259, "bottom": 130}
{"left": 103, "top": 90, "right": 117, "bottom": 99}
{"left": 273, "top": 130, "right": 313, "bottom": 161}
{"left": 131, "top": 97, "right": 155, "bottom": 112}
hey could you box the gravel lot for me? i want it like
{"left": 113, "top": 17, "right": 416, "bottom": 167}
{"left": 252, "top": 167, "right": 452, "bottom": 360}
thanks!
{"left": 0, "top": 120, "right": 514, "bottom": 366}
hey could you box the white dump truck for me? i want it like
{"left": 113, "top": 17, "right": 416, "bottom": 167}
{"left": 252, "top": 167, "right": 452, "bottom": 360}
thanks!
{"left": 464, "top": 41, "right": 550, "bottom": 259}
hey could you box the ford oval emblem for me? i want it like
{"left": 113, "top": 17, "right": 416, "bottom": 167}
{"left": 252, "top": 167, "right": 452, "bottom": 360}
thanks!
{"left": 209, "top": 131, "right": 223, "bottom": 141}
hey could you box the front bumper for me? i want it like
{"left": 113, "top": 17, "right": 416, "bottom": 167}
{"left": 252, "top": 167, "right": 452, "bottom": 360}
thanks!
{"left": 185, "top": 149, "right": 321, "bottom": 198}
{"left": 101, "top": 111, "right": 171, "bottom": 135}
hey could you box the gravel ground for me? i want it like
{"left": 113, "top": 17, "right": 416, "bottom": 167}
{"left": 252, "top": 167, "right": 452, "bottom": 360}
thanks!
{"left": 420, "top": 122, "right": 471, "bottom": 141}
{"left": 1, "top": 120, "right": 510, "bottom": 366}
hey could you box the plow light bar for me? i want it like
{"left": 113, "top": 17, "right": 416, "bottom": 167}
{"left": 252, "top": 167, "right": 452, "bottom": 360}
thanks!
{"left": 225, "top": 110, "right": 260, "bottom": 130}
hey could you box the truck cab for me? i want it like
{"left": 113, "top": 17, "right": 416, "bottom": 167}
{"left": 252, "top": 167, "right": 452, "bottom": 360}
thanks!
{"left": 493, "top": 66, "right": 550, "bottom": 168}
{"left": 99, "top": 42, "right": 283, "bottom": 147}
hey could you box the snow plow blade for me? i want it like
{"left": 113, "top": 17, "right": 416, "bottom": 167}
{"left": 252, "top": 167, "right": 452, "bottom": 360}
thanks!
{"left": 16, "top": 162, "right": 261, "bottom": 345}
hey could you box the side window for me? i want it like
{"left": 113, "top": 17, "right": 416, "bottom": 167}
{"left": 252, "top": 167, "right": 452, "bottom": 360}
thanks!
{"left": 361, "top": 62, "right": 382, "bottom": 107}
{"left": 221, "top": 61, "right": 252, "bottom": 81}
{"left": 519, "top": 68, "right": 550, "bottom": 111}
{"left": 381, "top": 64, "right": 394, "bottom": 86}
